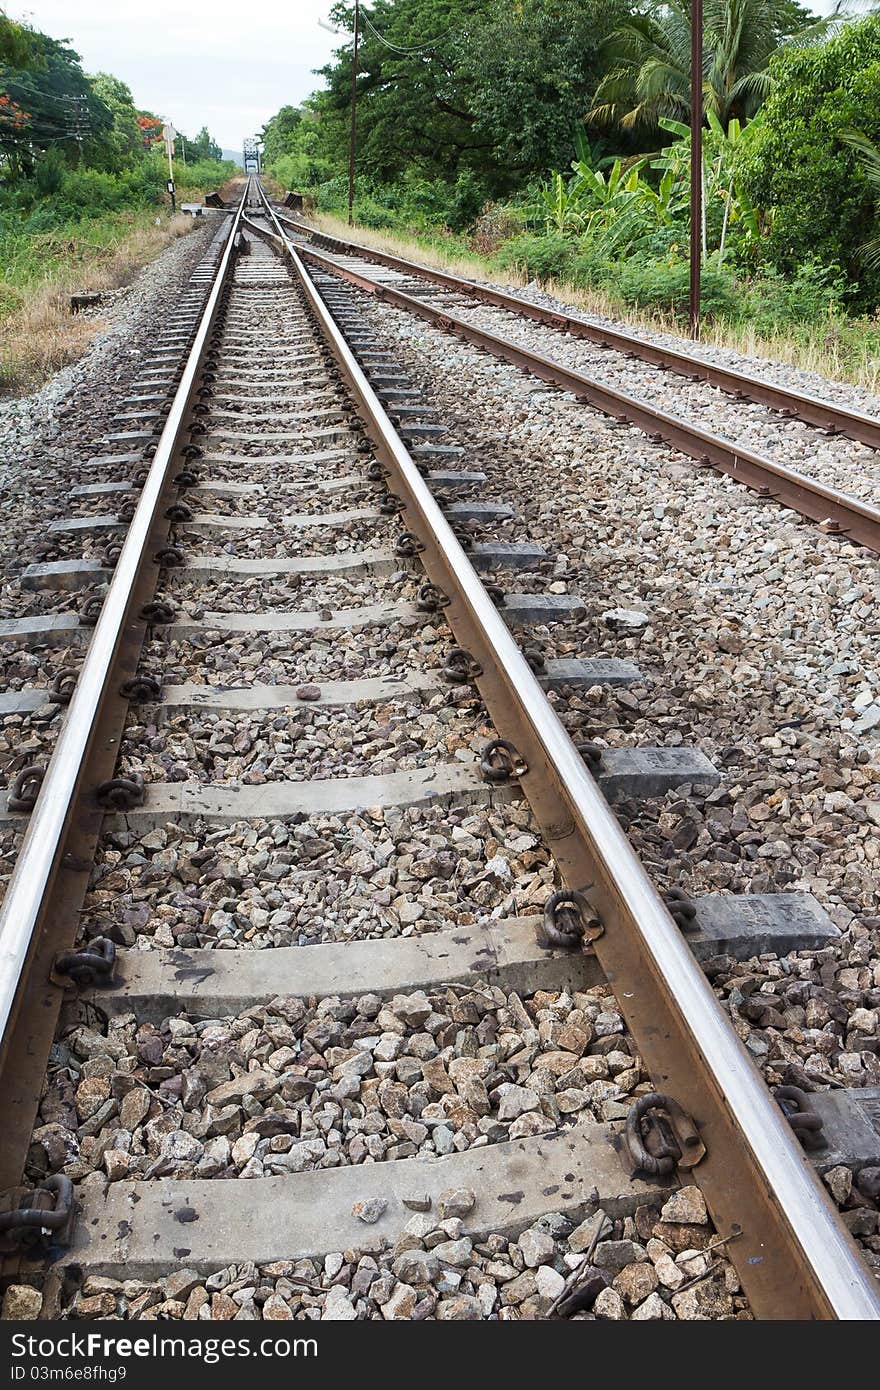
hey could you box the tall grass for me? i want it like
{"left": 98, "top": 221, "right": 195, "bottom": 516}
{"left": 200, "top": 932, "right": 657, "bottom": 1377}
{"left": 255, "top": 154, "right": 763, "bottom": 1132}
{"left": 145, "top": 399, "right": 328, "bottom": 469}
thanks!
{"left": 0, "top": 158, "right": 238, "bottom": 394}
{"left": 0, "top": 210, "right": 194, "bottom": 391}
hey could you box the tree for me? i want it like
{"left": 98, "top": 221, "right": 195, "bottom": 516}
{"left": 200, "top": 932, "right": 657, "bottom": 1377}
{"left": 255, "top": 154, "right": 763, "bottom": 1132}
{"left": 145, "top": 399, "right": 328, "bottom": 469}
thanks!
{"left": 314, "top": 0, "right": 634, "bottom": 195}
{"left": 0, "top": 31, "right": 112, "bottom": 174}
{"left": 589, "top": 0, "right": 824, "bottom": 133}
{"left": 87, "top": 72, "right": 141, "bottom": 169}
{"left": 840, "top": 128, "right": 880, "bottom": 272}
{"left": 319, "top": 0, "right": 491, "bottom": 186}
{"left": 192, "top": 126, "right": 222, "bottom": 161}
{"left": 260, "top": 105, "right": 303, "bottom": 166}
{"left": 735, "top": 13, "right": 880, "bottom": 302}
{"left": 458, "top": 0, "right": 638, "bottom": 179}
{"left": 0, "top": 11, "right": 39, "bottom": 68}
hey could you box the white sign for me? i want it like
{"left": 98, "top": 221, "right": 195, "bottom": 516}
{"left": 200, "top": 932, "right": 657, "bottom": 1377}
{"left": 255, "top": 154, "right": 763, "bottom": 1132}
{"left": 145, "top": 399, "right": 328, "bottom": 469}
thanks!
{"left": 162, "top": 123, "right": 176, "bottom": 151}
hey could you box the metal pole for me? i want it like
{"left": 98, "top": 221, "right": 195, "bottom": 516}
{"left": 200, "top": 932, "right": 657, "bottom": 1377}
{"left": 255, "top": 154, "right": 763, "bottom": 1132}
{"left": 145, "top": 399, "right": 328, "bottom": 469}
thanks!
{"left": 167, "top": 137, "right": 176, "bottom": 213}
{"left": 689, "top": 0, "right": 702, "bottom": 340}
{"left": 348, "top": 0, "right": 360, "bottom": 225}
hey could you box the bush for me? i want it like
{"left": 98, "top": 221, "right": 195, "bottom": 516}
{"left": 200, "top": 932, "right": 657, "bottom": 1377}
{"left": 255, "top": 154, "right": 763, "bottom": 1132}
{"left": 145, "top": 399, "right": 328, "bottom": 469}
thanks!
{"left": 470, "top": 202, "right": 526, "bottom": 255}
{"left": 736, "top": 259, "right": 848, "bottom": 333}
{"left": 734, "top": 15, "right": 880, "bottom": 305}
{"left": 615, "top": 256, "right": 737, "bottom": 319}
{"left": 494, "top": 232, "right": 574, "bottom": 281}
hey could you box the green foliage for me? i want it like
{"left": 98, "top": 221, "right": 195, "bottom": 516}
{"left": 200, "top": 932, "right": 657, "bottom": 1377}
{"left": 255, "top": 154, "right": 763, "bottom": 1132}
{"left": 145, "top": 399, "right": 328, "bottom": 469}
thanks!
{"left": 0, "top": 19, "right": 226, "bottom": 188}
{"left": 590, "top": 0, "right": 825, "bottom": 134}
{"left": 0, "top": 30, "right": 113, "bottom": 174}
{"left": 86, "top": 72, "right": 141, "bottom": 171}
{"left": 734, "top": 14, "right": 880, "bottom": 302}
{"left": 266, "top": 103, "right": 338, "bottom": 191}
{"left": 0, "top": 14, "right": 39, "bottom": 68}
{"left": 615, "top": 256, "right": 737, "bottom": 317}
{"left": 261, "top": 106, "right": 304, "bottom": 168}
{"left": 495, "top": 233, "right": 574, "bottom": 281}
{"left": 312, "top": 0, "right": 635, "bottom": 195}
{"left": 734, "top": 258, "right": 848, "bottom": 333}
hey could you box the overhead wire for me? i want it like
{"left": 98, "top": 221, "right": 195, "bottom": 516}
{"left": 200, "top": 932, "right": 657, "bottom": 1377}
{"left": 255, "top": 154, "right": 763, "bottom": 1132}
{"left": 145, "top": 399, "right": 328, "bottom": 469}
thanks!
{"left": 359, "top": 10, "right": 452, "bottom": 54}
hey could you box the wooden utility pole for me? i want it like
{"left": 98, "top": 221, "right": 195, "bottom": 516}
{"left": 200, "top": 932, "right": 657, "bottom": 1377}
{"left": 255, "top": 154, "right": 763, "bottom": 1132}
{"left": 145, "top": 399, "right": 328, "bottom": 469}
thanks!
{"left": 348, "top": 0, "right": 360, "bottom": 225}
{"left": 689, "top": 0, "right": 703, "bottom": 340}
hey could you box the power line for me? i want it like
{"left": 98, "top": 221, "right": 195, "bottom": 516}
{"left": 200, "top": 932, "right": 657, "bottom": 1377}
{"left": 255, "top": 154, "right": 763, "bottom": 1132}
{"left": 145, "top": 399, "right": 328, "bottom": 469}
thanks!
{"left": 360, "top": 11, "right": 452, "bottom": 55}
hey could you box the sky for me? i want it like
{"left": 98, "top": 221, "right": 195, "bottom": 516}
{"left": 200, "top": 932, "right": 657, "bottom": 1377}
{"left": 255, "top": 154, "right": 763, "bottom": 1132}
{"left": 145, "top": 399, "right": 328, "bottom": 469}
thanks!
{"left": 7, "top": 1, "right": 343, "bottom": 154}
{"left": 6, "top": 0, "right": 852, "bottom": 157}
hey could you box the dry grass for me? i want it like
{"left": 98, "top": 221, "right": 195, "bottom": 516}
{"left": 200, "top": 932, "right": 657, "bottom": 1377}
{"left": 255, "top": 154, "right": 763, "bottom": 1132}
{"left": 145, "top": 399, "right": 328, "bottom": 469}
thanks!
{"left": 313, "top": 209, "right": 525, "bottom": 285}
{"left": 312, "top": 210, "right": 880, "bottom": 394}
{"left": 0, "top": 212, "right": 196, "bottom": 395}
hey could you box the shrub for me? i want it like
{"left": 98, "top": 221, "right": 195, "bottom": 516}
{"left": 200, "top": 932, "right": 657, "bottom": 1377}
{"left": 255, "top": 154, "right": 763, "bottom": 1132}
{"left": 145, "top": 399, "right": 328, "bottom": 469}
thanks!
{"left": 494, "top": 232, "right": 574, "bottom": 281}
{"left": 734, "top": 15, "right": 880, "bottom": 305}
{"left": 470, "top": 202, "right": 525, "bottom": 255}
{"left": 615, "top": 256, "right": 737, "bottom": 319}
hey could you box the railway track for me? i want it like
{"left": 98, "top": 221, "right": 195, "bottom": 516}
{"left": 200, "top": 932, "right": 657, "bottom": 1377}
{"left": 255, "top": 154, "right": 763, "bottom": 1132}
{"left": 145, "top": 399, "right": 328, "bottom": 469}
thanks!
{"left": 0, "top": 176, "right": 877, "bottom": 1321}
{"left": 264, "top": 192, "right": 880, "bottom": 553}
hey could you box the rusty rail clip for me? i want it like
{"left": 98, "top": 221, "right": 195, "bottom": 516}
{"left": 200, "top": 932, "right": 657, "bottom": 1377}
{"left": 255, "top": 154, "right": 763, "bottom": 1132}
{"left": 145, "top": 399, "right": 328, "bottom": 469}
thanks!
{"left": 665, "top": 887, "right": 699, "bottom": 932}
{"left": 540, "top": 888, "right": 603, "bottom": 950}
{"left": 523, "top": 644, "right": 546, "bottom": 673}
{"left": 0, "top": 1176, "right": 75, "bottom": 1253}
{"left": 154, "top": 546, "right": 185, "bottom": 567}
{"left": 8, "top": 765, "right": 46, "bottom": 813}
{"left": 775, "top": 1086, "right": 827, "bottom": 1152}
{"left": 394, "top": 531, "right": 425, "bottom": 558}
{"left": 94, "top": 773, "right": 145, "bottom": 811}
{"left": 48, "top": 667, "right": 78, "bottom": 706}
{"left": 443, "top": 647, "right": 482, "bottom": 684}
{"left": 577, "top": 741, "right": 605, "bottom": 772}
{"left": 53, "top": 937, "right": 116, "bottom": 989}
{"left": 78, "top": 594, "right": 105, "bottom": 627}
{"left": 417, "top": 582, "right": 450, "bottom": 612}
{"left": 140, "top": 600, "right": 176, "bottom": 624}
{"left": 623, "top": 1092, "right": 706, "bottom": 1175}
{"left": 165, "top": 503, "right": 193, "bottom": 523}
{"left": 119, "top": 675, "right": 162, "bottom": 702}
{"left": 480, "top": 738, "right": 528, "bottom": 784}
{"left": 378, "top": 493, "right": 405, "bottom": 515}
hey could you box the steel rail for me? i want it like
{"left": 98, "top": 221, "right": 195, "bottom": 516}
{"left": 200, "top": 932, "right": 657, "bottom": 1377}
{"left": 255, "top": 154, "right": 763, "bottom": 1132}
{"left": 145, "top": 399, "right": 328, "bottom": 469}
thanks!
{"left": 251, "top": 202, "right": 880, "bottom": 1320}
{"left": 272, "top": 202, "right": 880, "bottom": 452}
{"left": 0, "top": 181, "right": 250, "bottom": 1190}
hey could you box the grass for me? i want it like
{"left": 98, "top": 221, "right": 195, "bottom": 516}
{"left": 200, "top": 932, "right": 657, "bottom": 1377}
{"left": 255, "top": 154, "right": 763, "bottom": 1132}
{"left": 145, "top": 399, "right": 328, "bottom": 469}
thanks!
{"left": 311, "top": 209, "right": 880, "bottom": 396}
{"left": 0, "top": 207, "right": 199, "bottom": 394}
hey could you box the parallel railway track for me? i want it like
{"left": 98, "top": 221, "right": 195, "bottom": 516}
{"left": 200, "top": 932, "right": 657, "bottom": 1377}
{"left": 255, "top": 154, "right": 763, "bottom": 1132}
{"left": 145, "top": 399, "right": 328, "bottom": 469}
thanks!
{"left": 0, "top": 177, "right": 877, "bottom": 1320}
{"left": 266, "top": 195, "right": 880, "bottom": 554}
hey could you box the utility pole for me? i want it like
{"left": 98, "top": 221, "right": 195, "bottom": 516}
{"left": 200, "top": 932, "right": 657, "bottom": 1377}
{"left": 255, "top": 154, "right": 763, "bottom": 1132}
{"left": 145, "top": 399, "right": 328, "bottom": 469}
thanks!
{"left": 348, "top": 0, "right": 360, "bottom": 225}
{"left": 61, "top": 94, "right": 89, "bottom": 167}
{"left": 689, "top": 0, "right": 703, "bottom": 341}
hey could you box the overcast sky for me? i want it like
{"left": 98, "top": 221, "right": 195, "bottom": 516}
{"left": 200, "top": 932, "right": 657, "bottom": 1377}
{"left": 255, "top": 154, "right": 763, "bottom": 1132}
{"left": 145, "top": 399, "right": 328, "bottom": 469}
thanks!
{"left": 7, "top": 0, "right": 847, "bottom": 155}
{"left": 7, "top": 1, "right": 342, "bottom": 152}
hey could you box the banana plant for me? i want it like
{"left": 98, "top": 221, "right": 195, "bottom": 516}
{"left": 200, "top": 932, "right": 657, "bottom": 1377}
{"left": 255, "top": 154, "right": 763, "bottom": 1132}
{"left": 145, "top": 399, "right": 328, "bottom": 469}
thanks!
{"left": 538, "top": 172, "right": 587, "bottom": 235}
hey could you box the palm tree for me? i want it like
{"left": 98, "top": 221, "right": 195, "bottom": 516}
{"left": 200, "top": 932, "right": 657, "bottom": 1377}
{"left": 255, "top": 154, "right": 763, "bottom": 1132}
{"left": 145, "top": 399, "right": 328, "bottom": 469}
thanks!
{"left": 840, "top": 129, "right": 880, "bottom": 270}
{"left": 589, "top": 0, "right": 839, "bottom": 133}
